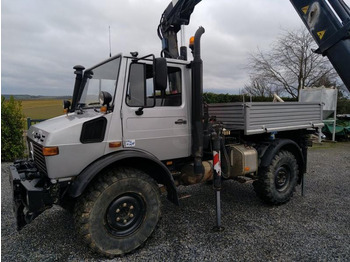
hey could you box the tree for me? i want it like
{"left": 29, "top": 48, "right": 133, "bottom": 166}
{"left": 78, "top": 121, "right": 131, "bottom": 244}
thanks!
{"left": 243, "top": 75, "right": 283, "bottom": 97}
{"left": 1, "top": 96, "right": 25, "bottom": 161}
{"left": 245, "top": 28, "right": 338, "bottom": 98}
{"left": 338, "top": 84, "right": 350, "bottom": 99}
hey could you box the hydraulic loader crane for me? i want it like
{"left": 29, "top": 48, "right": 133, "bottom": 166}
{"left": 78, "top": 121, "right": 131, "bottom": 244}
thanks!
{"left": 157, "top": 0, "right": 201, "bottom": 59}
{"left": 158, "top": 0, "right": 350, "bottom": 92}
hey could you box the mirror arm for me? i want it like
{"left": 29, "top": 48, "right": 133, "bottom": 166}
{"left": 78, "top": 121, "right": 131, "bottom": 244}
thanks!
{"left": 135, "top": 107, "right": 144, "bottom": 116}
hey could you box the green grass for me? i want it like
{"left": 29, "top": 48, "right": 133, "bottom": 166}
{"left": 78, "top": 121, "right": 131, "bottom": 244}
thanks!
{"left": 21, "top": 99, "right": 64, "bottom": 119}
{"left": 310, "top": 141, "right": 338, "bottom": 149}
{"left": 310, "top": 141, "right": 349, "bottom": 150}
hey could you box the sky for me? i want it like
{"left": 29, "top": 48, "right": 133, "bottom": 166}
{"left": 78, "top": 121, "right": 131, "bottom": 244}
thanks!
{"left": 2, "top": 0, "right": 349, "bottom": 96}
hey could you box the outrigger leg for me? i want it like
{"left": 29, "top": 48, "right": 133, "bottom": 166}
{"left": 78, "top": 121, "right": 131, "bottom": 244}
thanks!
{"left": 211, "top": 124, "right": 224, "bottom": 232}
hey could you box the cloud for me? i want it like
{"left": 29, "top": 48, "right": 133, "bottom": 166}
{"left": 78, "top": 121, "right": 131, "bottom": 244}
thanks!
{"left": 3, "top": 0, "right": 344, "bottom": 96}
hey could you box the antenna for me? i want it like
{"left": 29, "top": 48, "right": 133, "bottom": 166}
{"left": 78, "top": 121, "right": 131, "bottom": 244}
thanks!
{"left": 109, "top": 26, "right": 112, "bottom": 58}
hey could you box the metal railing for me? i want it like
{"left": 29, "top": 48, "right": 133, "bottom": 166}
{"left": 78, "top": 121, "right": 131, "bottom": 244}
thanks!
{"left": 27, "top": 118, "right": 46, "bottom": 129}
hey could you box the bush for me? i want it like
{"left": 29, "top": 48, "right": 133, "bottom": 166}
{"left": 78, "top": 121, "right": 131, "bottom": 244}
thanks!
{"left": 203, "top": 92, "right": 297, "bottom": 104}
{"left": 1, "top": 96, "right": 25, "bottom": 161}
{"left": 337, "top": 98, "right": 350, "bottom": 114}
{"left": 203, "top": 92, "right": 350, "bottom": 114}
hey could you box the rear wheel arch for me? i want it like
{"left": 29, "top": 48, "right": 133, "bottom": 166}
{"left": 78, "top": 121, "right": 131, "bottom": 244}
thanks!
{"left": 259, "top": 139, "right": 305, "bottom": 182}
{"left": 254, "top": 149, "right": 299, "bottom": 204}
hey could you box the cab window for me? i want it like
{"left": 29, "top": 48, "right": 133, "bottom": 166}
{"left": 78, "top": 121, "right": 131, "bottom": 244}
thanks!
{"left": 126, "top": 63, "right": 182, "bottom": 107}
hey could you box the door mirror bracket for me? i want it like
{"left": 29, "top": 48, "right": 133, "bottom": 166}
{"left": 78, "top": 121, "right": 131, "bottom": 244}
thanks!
{"left": 135, "top": 107, "right": 144, "bottom": 116}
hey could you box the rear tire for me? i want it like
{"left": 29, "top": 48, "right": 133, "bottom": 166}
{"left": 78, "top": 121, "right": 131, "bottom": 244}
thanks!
{"left": 253, "top": 150, "right": 299, "bottom": 204}
{"left": 74, "top": 167, "right": 161, "bottom": 257}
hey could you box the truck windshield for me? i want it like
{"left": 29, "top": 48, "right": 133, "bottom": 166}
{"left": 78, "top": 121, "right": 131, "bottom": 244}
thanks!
{"left": 79, "top": 56, "right": 121, "bottom": 108}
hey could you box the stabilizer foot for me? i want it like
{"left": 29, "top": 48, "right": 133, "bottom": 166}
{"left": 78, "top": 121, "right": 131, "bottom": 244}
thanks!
{"left": 212, "top": 226, "right": 225, "bottom": 232}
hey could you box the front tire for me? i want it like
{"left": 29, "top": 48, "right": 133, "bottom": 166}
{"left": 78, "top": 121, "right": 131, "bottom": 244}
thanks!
{"left": 253, "top": 150, "right": 299, "bottom": 204}
{"left": 74, "top": 167, "right": 161, "bottom": 257}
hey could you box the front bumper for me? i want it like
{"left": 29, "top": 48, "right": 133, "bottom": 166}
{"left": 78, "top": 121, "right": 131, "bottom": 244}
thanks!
{"left": 9, "top": 160, "right": 54, "bottom": 230}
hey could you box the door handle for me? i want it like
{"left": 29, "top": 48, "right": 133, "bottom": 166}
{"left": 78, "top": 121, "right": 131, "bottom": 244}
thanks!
{"left": 175, "top": 119, "right": 187, "bottom": 125}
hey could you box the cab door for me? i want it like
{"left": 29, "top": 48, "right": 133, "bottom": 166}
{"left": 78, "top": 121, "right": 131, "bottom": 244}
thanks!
{"left": 121, "top": 59, "right": 191, "bottom": 160}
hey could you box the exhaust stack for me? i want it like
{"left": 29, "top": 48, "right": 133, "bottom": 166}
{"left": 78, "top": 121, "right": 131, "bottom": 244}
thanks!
{"left": 191, "top": 26, "right": 205, "bottom": 176}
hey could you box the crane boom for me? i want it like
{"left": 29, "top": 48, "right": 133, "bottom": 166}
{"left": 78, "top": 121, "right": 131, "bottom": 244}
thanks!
{"left": 290, "top": 0, "right": 350, "bottom": 92}
{"left": 158, "top": 0, "right": 350, "bottom": 90}
{"left": 158, "top": 0, "right": 201, "bottom": 59}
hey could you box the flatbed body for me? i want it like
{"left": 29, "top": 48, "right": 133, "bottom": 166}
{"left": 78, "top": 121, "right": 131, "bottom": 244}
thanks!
{"left": 208, "top": 102, "right": 324, "bottom": 135}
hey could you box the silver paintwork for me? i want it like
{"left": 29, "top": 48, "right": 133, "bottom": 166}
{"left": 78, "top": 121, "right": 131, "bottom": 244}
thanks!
{"left": 121, "top": 58, "right": 192, "bottom": 160}
{"left": 29, "top": 110, "right": 115, "bottom": 179}
{"left": 29, "top": 55, "right": 191, "bottom": 179}
{"left": 208, "top": 102, "right": 324, "bottom": 135}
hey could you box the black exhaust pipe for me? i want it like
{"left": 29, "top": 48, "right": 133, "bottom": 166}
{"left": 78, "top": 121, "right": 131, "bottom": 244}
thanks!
{"left": 191, "top": 26, "right": 205, "bottom": 176}
{"left": 71, "top": 65, "right": 85, "bottom": 112}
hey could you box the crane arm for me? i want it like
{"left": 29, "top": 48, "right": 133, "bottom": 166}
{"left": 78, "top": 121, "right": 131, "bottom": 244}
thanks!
{"left": 290, "top": 0, "right": 350, "bottom": 92}
{"left": 158, "top": 0, "right": 201, "bottom": 59}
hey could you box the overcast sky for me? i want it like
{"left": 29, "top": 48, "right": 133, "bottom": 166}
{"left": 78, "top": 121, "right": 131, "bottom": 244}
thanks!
{"left": 2, "top": 0, "right": 349, "bottom": 96}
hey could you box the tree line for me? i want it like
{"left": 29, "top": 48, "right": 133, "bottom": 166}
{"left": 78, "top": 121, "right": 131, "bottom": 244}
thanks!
{"left": 203, "top": 92, "right": 349, "bottom": 114}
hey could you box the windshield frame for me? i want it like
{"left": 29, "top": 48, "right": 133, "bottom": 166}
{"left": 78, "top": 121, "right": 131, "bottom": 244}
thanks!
{"left": 76, "top": 54, "right": 122, "bottom": 110}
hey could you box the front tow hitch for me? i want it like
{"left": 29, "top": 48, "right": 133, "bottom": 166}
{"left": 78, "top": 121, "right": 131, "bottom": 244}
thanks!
{"left": 9, "top": 160, "right": 54, "bottom": 230}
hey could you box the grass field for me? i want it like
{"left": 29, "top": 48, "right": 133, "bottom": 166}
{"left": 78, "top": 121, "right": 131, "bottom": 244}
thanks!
{"left": 21, "top": 99, "right": 64, "bottom": 119}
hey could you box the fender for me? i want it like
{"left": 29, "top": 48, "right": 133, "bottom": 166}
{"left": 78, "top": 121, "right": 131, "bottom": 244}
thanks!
{"left": 69, "top": 149, "right": 179, "bottom": 205}
{"left": 259, "top": 138, "right": 306, "bottom": 181}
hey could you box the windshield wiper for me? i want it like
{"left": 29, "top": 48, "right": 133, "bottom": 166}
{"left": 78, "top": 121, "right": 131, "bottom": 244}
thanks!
{"left": 75, "top": 103, "right": 85, "bottom": 114}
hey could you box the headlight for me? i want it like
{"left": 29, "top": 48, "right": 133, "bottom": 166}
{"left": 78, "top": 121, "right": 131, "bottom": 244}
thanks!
{"left": 99, "top": 91, "right": 112, "bottom": 106}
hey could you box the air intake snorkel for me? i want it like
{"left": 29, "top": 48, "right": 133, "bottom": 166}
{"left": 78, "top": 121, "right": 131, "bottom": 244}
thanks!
{"left": 71, "top": 65, "right": 85, "bottom": 112}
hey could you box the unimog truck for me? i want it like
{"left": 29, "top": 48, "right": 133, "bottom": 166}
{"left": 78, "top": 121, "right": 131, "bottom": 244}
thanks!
{"left": 9, "top": 0, "right": 350, "bottom": 257}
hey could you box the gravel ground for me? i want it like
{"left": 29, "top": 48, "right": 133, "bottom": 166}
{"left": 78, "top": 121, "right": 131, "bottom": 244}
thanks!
{"left": 2, "top": 142, "right": 350, "bottom": 261}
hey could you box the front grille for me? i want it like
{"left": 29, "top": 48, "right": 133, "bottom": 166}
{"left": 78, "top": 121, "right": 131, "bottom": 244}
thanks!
{"left": 28, "top": 139, "right": 48, "bottom": 175}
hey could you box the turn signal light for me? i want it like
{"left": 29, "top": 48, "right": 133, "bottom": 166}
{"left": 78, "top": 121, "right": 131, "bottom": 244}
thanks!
{"left": 42, "top": 147, "right": 59, "bottom": 156}
{"left": 189, "top": 36, "right": 195, "bottom": 47}
{"left": 100, "top": 106, "right": 107, "bottom": 113}
{"left": 109, "top": 142, "right": 122, "bottom": 148}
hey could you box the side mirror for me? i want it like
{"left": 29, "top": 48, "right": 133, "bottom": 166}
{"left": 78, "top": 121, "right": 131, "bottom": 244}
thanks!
{"left": 63, "top": 100, "right": 71, "bottom": 110}
{"left": 63, "top": 100, "right": 71, "bottom": 114}
{"left": 154, "top": 57, "right": 167, "bottom": 91}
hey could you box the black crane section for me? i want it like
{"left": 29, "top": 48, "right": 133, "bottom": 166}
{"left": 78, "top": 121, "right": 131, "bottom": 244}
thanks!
{"left": 158, "top": 0, "right": 201, "bottom": 59}
{"left": 290, "top": 0, "right": 350, "bottom": 92}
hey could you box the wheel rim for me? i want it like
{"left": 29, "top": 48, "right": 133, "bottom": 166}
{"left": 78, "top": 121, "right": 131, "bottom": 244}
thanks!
{"left": 274, "top": 165, "right": 291, "bottom": 192}
{"left": 105, "top": 193, "right": 146, "bottom": 237}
